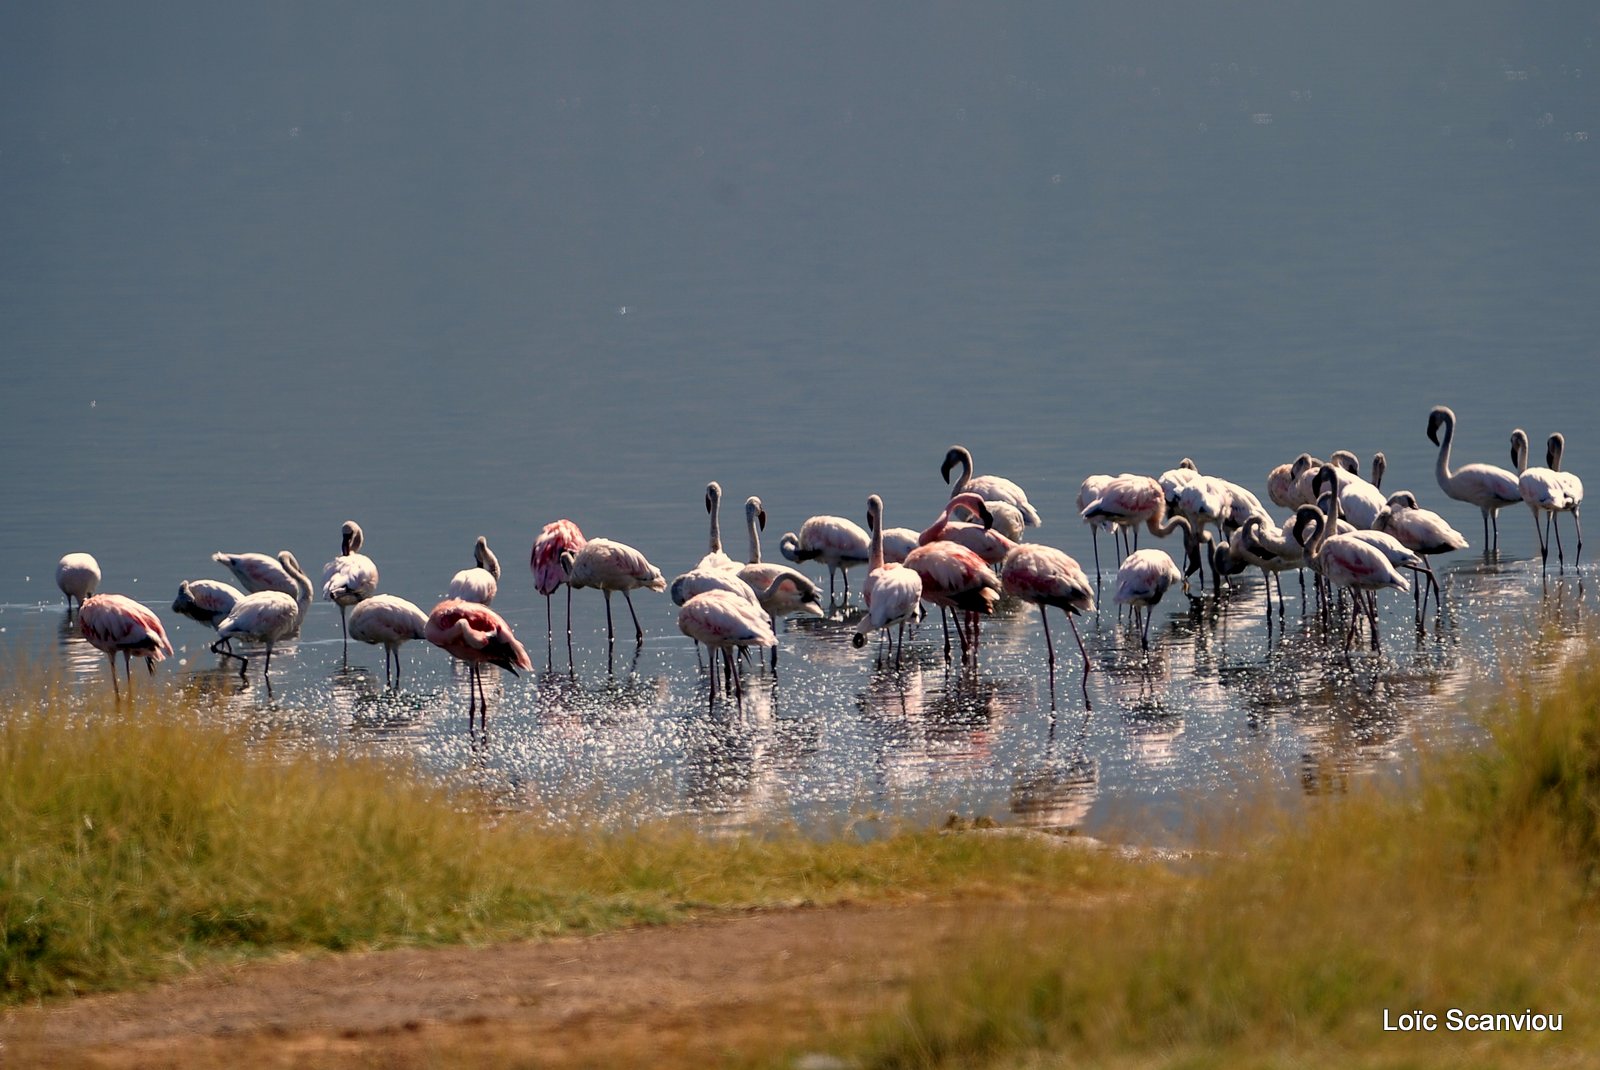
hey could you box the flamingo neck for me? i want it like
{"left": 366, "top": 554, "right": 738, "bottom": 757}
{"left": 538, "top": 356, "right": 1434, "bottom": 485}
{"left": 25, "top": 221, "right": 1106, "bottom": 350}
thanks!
{"left": 1434, "top": 413, "right": 1455, "bottom": 486}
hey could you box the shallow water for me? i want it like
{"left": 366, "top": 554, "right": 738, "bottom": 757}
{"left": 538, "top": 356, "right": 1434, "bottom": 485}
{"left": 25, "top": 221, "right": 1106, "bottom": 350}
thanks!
{"left": 4, "top": 3, "right": 1598, "bottom": 840}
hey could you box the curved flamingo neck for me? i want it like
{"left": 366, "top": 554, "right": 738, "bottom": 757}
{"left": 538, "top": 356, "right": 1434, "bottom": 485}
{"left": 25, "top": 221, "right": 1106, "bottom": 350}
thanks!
{"left": 1434, "top": 411, "right": 1456, "bottom": 486}
{"left": 746, "top": 506, "right": 763, "bottom": 564}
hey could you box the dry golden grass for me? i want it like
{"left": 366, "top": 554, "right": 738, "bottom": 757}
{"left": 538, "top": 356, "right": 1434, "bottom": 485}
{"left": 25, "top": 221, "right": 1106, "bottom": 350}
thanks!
{"left": 0, "top": 668, "right": 1141, "bottom": 1003}
{"left": 852, "top": 661, "right": 1600, "bottom": 1069}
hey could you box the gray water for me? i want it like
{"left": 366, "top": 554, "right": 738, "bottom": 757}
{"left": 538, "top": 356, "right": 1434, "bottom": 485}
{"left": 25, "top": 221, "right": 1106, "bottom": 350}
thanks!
{"left": 4, "top": 3, "right": 1598, "bottom": 839}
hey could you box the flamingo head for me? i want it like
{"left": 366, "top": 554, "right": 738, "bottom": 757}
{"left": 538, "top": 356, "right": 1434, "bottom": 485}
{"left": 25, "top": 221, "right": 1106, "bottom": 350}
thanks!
{"left": 1179, "top": 457, "right": 1198, "bottom": 471}
{"left": 1547, "top": 432, "right": 1566, "bottom": 470}
{"left": 1289, "top": 453, "right": 1320, "bottom": 480}
{"left": 1385, "top": 490, "right": 1419, "bottom": 511}
{"left": 1291, "top": 505, "right": 1324, "bottom": 549}
{"left": 1510, "top": 428, "right": 1529, "bottom": 470}
{"left": 705, "top": 482, "right": 721, "bottom": 514}
{"left": 1311, "top": 465, "right": 1340, "bottom": 496}
{"left": 558, "top": 549, "right": 577, "bottom": 577}
{"left": 341, "top": 520, "right": 364, "bottom": 555}
{"left": 1329, "top": 450, "right": 1359, "bottom": 474}
{"left": 939, "top": 445, "right": 970, "bottom": 485}
{"left": 851, "top": 632, "right": 868, "bottom": 649}
{"left": 745, "top": 496, "right": 765, "bottom": 530}
{"left": 946, "top": 492, "right": 993, "bottom": 530}
{"left": 1426, "top": 406, "right": 1452, "bottom": 446}
{"left": 1371, "top": 452, "right": 1387, "bottom": 488}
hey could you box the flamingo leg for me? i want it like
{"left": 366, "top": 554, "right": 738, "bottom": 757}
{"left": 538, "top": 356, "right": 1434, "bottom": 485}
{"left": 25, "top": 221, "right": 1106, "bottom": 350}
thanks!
{"left": 339, "top": 603, "right": 349, "bottom": 659}
{"left": 106, "top": 651, "right": 120, "bottom": 697}
{"left": 623, "top": 590, "right": 644, "bottom": 644}
{"left": 939, "top": 606, "right": 952, "bottom": 663}
{"left": 545, "top": 593, "right": 553, "bottom": 646}
{"left": 603, "top": 590, "right": 615, "bottom": 647}
{"left": 565, "top": 584, "right": 575, "bottom": 663}
{"left": 1038, "top": 604, "right": 1055, "bottom": 667}
{"left": 1092, "top": 529, "right": 1101, "bottom": 581}
{"left": 1552, "top": 511, "right": 1566, "bottom": 569}
{"left": 1574, "top": 508, "right": 1584, "bottom": 566}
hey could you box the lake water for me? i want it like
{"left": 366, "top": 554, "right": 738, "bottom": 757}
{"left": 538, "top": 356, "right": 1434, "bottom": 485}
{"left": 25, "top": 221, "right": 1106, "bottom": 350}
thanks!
{"left": 4, "top": 3, "right": 1598, "bottom": 840}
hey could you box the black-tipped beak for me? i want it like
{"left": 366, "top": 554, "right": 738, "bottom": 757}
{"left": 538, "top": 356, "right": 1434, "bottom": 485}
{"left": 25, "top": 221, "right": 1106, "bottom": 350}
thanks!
{"left": 940, "top": 458, "right": 956, "bottom": 483}
{"left": 977, "top": 502, "right": 994, "bottom": 530}
{"left": 758, "top": 509, "right": 767, "bottom": 530}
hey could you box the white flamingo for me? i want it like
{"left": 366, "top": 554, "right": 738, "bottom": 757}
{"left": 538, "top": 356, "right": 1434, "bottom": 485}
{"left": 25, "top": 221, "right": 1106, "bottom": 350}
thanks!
{"left": 348, "top": 594, "right": 431, "bottom": 685}
{"left": 212, "top": 550, "right": 299, "bottom": 596}
{"left": 171, "top": 579, "right": 245, "bottom": 650}
{"left": 1511, "top": 428, "right": 1568, "bottom": 569}
{"left": 1546, "top": 432, "right": 1584, "bottom": 567}
{"left": 55, "top": 553, "right": 101, "bottom": 616}
{"left": 1113, "top": 549, "right": 1184, "bottom": 651}
{"left": 322, "top": 520, "right": 380, "bottom": 652}
{"left": 214, "top": 551, "right": 314, "bottom": 685}
{"left": 561, "top": 538, "right": 666, "bottom": 647}
{"left": 738, "top": 496, "right": 824, "bottom": 669}
{"left": 852, "top": 495, "right": 924, "bottom": 667}
{"left": 1078, "top": 474, "right": 1115, "bottom": 577}
{"left": 78, "top": 594, "right": 174, "bottom": 696}
{"left": 448, "top": 536, "right": 501, "bottom": 605}
{"left": 1294, "top": 487, "right": 1409, "bottom": 654}
{"left": 1374, "top": 491, "right": 1467, "bottom": 611}
{"left": 697, "top": 481, "right": 736, "bottom": 572}
{"left": 1427, "top": 405, "right": 1522, "bottom": 552}
{"left": 941, "top": 444, "right": 1042, "bottom": 527}
{"left": 780, "top": 515, "right": 871, "bottom": 601}
{"left": 918, "top": 492, "right": 1017, "bottom": 568}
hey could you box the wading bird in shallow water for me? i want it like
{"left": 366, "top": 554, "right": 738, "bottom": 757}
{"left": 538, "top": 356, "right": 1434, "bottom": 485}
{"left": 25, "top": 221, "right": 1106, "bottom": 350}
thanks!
{"left": 78, "top": 594, "right": 173, "bottom": 697}
{"left": 676, "top": 589, "right": 776, "bottom": 708}
{"left": 348, "top": 594, "right": 430, "bottom": 686}
{"left": 780, "top": 515, "right": 871, "bottom": 602}
{"left": 1426, "top": 405, "right": 1521, "bottom": 553}
{"left": 172, "top": 579, "right": 245, "bottom": 651}
{"left": 1546, "top": 432, "right": 1584, "bottom": 567}
{"left": 448, "top": 535, "right": 501, "bottom": 605}
{"left": 852, "top": 495, "right": 923, "bottom": 668}
{"left": 213, "top": 552, "right": 314, "bottom": 687}
{"left": 560, "top": 538, "right": 666, "bottom": 648}
{"left": 1000, "top": 542, "right": 1095, "bottom": 680}
{"left": 902, "top": 540, "right": 999, "bottom": 663}
{"left": 212, "top": 549, "right": 300, "bottom": 597}
{"left": 1374, "top": 492, "right": 1466, "bottom": 614}
{"left": 531, "top": 519, "right": 586, "bottom": 655}
{"left": 425, "top": 598, "right": 531, "bottom": 730}
{"left": 941, "top": 444, "right": 1042, "bottom": 527}
{"left": 1113, "top": 549, "right": 1184, "bottom": 652}
{"left": 737, "top": 495, "right": 824, "bottom": 670}
{"left": 56, "top": 552, "right": 100, "bottom": 617}
{"left": 322, "top": 520, "right": 380, "bottom": 654}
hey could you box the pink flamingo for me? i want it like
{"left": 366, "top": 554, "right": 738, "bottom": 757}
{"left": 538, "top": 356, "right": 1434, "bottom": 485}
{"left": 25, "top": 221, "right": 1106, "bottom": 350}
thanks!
{"left": 941, "top": 444, "right": 1042, "bottom": 527}
{"left": 322, "top": 520, "right": 380, "bottom": 654}
{"left": 348, "top": 594, "right": 431, "bottom": 686}
{"left": 447, "top": 536, "right": 501, "bottom": 605}
{"left": 1077, "top": 475, "right": 1115, "bottom": 577}
{"left": 676, "top": 589, "right": 776, "bottom": 706}
{"left": 1294, "top": 491, "right": 1409, "bottom": 655}
{"left": 903, "top": 541, "right": 1000, "bottom": 662}
{"left": 531, "top": 519, "right": 587, "bottom": 652}
{"left": 853, "top": 495, "right": 924, "bottom": 667}
{"left": 172, "top": 579, "right": 245, "bottom": 651}
{"left": 1374, "top": 491, "right": 1467, "bottom": 612}
{"left": 780, "top": 515, "right": 871, "bottom": 601}
{"left": 425, "top": 598, "right": 532, "bottom": 729}
{"left": 78, "top": 594, "right": 173, "bottom": 696}
{"left": 1080, "top": 477, "right": 1201, "bottom": 579}
{"left": 560, "top": 538, "right": 666, "bottom": 648}
{"left": 55, "top": 553, "right": 101, "bottom": 616}
{"left": 1000, "top": 543, "right": 1095, "bottom": 674}
{"left": 697, "top": 481, "right": 736, "bottom": 572}
{"left": 919, "top": 492, "right": 1017, "bottom": 568}
{"left": 1113, "top": 549, "right": 1184, "bottom": 651}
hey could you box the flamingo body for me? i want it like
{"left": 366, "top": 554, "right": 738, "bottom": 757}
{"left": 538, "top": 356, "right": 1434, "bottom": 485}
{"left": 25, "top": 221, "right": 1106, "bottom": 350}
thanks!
{"left": 79, "top": 594, "right": 173, "bottom": 692}
{"left": 448, "top": 536, "right": 501, "bottom": 605}
{"left": 348, "top": 594, "right": 430, "bottom": 684}
{"left": 56, "top": 553, "right": 101, "bottom": 613}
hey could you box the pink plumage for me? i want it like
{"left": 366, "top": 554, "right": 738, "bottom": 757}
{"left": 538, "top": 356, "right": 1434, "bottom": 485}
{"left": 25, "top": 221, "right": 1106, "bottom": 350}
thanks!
{"left": 532, "top": 519, "right": 587, "bottom": 596}
{"left": 426, "top": 598, "right": 532, "bottom": 728}
{"left": 78, "top": 593, "right": 174, "bottom": 695}
{"left": 1001, "top": 543, "right": 1096, "bottom": 668}
{"left": 918, "top": 491, "right": 1017, "bottom": 567}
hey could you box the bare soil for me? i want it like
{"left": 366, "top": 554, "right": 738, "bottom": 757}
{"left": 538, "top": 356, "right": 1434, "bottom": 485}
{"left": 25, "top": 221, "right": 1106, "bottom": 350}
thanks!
{"left": 2, "top": 901, "right": 1045, "bottom": 1069}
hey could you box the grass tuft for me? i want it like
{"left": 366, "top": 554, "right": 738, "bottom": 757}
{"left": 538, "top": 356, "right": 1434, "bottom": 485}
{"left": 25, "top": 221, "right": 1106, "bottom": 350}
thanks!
{"left": 0, "top": 669, "right": 1140, "bottom": 1002}
{"left": 856, "top": 659, "right": 1600, "bottom": 1069}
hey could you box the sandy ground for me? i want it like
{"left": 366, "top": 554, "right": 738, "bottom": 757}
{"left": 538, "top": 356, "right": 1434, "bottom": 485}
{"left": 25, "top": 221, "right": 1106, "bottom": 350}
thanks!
{"left": 1, "top": 901, "right": 1044, "bottom": 1069}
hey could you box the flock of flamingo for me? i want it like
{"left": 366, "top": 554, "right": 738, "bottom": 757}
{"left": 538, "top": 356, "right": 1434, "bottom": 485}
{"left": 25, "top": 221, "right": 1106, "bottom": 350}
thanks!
{"left": 55, "top": 406, "right": 1584, "bottom": 722}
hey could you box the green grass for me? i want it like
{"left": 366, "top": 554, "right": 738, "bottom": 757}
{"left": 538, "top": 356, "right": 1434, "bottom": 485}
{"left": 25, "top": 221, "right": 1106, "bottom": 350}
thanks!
{"left": 851, "top": 659, "right": 1600, "bottom": 1069}
{"left": 0, "top": 670, "right": 1140, "bottom": 1002}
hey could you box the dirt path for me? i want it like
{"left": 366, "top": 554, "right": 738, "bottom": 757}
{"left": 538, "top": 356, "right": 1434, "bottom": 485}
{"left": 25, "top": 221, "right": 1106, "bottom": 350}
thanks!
{"left": 2, "top": 901, "right": 1043, "bottom": 1069}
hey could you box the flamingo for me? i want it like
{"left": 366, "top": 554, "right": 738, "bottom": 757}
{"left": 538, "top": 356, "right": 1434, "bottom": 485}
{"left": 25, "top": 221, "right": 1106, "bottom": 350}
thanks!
{"left": 171, "top": 579, "right": 244, "bottom": 650}
{"left": 1546, "top": 432, "right": 1584, "bottom": 567}
{"left": 55, "top": 553, "right": 101, "bottom": 616}
{"left": 918, "top": 492, "right": 1017, "bottom": 568}
{"left": 780, "top": 515, "right": 870, "bottom": 601}
{"left": 1113, "top": 549, "right": 1184, "bottom": 651}
{"left": 214, "top": 551, "right": 314, "bottom": 684}
{"left": 212, "top": 550, "right": 299, "bottom": 597}
{"left": 322, "top": 520, "right": 380, "bottom": 652}
{"left": 348, "top": 594, "right": 430, "bottom": 686}
{"left": 1293, "top": 489, "right": 1409, "bottom": 654}
{"left": 941, "top": 444, "right": 1042, "bottom": 527}
{"left": 425, "top": 598, "right": 532, "bottom": 729}
{"left": 1000, "top": 543, "right": 1095, "bottom": 674}
{"left": 1511, "top": 428, "right": 1570, "bottom": 570}
{"left": 1078, "top": 474, "right": 1115, "bottom": 577}
{"left": 738, "top": 496, "right": 824, "bottom": 668}
{"left": 561, "top": 538, "right": 666, "bottom": 647}
{"left": 697, "top": 481, "right": 735, "bottom": 572}
{"left": 670, "top": 482, "right": 742, "bottom": 607}
{"left": 880, "top": 525, "right": 921, "bottom": 564}
{"left": 78, "top": 594, "right": 173, "bottom": 696}
{"left": 1234, "top": 514, "right": 1306, "bottom": 616}
{"left": 1374, "top": 491, "right": 1467, "bottom": 611}
{"left": 1427, "top": 405, "right": 1522, "bottom": 552}
{"left": 902, "top": 541, "right": 1000, "bottom": 662}
{"left": 1080, "top": 476, "right": 1202, "bottom": 579}
{"left": 448, "top": 536, "right": 501, "bottom": 605}
{"left": 531, "top": 519, "right": 586, "bottom": 653}
{"left": 676, "top": 589, "right": 776, "bottom": 706}
{"left": 852, "top": 495, "right": 924, "bottom": 667}
{"left": 1370, "top": 452, "right": 1387, "bottom": 490}
{"left": 1158, "top": 457, "right": 1201, "bottom": 508}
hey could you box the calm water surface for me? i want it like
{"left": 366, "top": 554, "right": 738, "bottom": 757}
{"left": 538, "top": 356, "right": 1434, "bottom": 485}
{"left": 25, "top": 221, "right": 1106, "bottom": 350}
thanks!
{"left": 4, "top": 3, "right": 1598, "bottom": 840}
